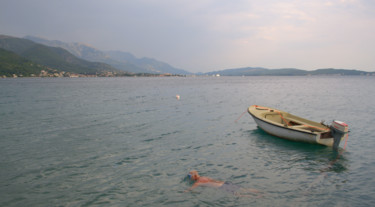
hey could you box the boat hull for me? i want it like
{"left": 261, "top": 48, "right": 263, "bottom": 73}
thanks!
{"left": 248, "top": 105, "right": 343, "bottom": 147}
{"left": 251, "top": 113, "right": 321, "bottom": 144}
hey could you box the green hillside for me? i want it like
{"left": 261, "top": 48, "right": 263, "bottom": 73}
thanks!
{"left": 0, "top": 35, "right": 120, "bottom": 75}
{"left": 0, "top": 48, "right": 47, "bottom": 77}
{"left": 0, "top": 35, "right": 36, "bottom": 54}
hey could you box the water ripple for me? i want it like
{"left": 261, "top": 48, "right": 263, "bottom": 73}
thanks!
{"left": 1, "top": 77, "right": 374, "bottom": 206}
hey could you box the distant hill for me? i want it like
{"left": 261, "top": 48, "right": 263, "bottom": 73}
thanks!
{"left": 0, "top": 48, "right": 48, "bottom": 77}
{"left": 308, "top": 68, "right": 370, "bottom": 75}
{"left": 25, "top": 36, "right": 191, "bottom": 75}
{"left": 205, "top": 67, "right": 374, "bottom": 76}
{"left": 0, "top": 35, "right": 121, "bottom": 75}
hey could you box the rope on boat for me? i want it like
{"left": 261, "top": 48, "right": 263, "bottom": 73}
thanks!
{"left": 305, "top": 133, "right": 349, "bottom": 197}
{"left": 255, "top": 105, "right": 291, "bottom": 126}
{"left": 326, "top": 131, "right": 349, "bottom": 169}
{"left": 235, "top": 110, "right": 248, "bottom": 123}
{"left": 343, "top": 133, "right": 349, "bottom": 150}
{"left": 275, "top": 110, "right": 291, "bottom": 126}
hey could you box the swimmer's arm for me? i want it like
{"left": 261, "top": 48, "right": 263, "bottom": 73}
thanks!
{"left": 184, "top": 183, "right": 200, "bottom": 192}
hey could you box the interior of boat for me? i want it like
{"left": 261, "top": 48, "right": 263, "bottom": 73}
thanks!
{"left": 263, "top": 111, "right": 329, "bottom": 133}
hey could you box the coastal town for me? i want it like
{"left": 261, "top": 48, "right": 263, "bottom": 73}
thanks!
{"left": 1, "top": 68, "right": 182, "bottom": 78}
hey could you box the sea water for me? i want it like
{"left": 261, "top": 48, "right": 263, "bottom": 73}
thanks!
{"left": 1, "top": 76, "right": 374, "bottom": 206}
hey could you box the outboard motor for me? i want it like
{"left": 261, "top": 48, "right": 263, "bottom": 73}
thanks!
{"left": 330, "top": 120, "right": 349, "bottom": 150}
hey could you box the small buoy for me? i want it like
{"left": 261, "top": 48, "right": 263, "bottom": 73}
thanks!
{"left": 176, "top": 94, "right": 180, "bottom": 100}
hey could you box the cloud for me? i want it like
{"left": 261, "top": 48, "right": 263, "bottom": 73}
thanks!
{"left": 197, "top": 0, "right": 375, "bottom": 71}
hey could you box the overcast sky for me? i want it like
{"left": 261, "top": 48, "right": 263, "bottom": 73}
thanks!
{"left": 1, "top": 0, "right": 374, "bottom": 72}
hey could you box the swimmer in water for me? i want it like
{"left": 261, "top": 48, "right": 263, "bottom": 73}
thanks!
{"left": 185, "top": 170, "right": 262, "bottom": 198}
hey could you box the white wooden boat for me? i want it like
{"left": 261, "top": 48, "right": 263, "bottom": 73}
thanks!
{"left": 248, "top": 105, "right": 349, "bottom": 148}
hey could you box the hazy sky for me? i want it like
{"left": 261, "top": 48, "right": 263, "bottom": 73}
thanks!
{"left": 1, "top": 0, "right": 375, "bottom": 72}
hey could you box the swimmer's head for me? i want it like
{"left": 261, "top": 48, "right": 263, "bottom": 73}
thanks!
{"left": 188, "top": 170, "right": 199, "bottom": 181}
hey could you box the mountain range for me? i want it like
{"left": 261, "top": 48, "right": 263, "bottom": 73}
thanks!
{"left": 0, "top": 34, "right": 190, "bottom": 77}
{"left": 0, "top": 34, "right": 374, "bottom": 77}
{"left": 24, "top": 36, "right": 191, "bottom": 75}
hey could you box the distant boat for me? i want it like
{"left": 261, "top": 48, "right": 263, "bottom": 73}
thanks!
{"left": 248, "top": 105, "right": 349, "bottom": 149}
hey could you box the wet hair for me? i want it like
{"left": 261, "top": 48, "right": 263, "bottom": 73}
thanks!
{"left": 184, "top": 174, "right": 195, "bottom": 184}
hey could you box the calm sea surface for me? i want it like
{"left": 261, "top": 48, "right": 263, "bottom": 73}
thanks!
{"left": 1, "top": 76, "right": 375, "bottom": 206}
